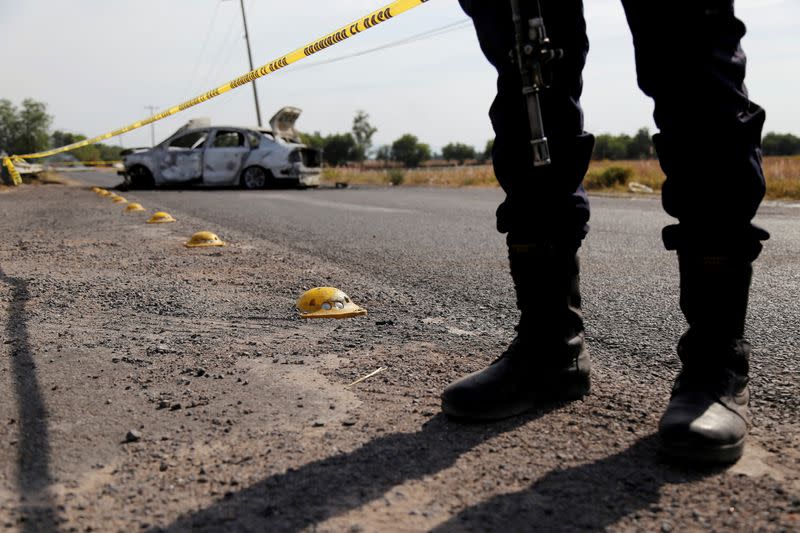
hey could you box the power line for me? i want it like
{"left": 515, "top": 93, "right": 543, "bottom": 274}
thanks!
{"left": 214, "top": 38, "right": 246, "bottom": 86}
{"left": 190, "top": 18, "right": 471, "bottom": 97}
{"left": 192, "top": 7, "right": 241, "bottom": 95}
{"left": 287, "top": 19, "right": 472, "bottom": 73}
{"left": 205, "top": 19, "right": 244, "bottom": 87}
{"left": 178, "top": 17, "right": 472, "bottom": 119}
{"left": 181, "top": 1, "right": 222, "bottom": 100}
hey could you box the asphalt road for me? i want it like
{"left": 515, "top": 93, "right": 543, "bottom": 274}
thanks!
{"left": 4, "top": 170, "right": 797, "bottom": 530}
{"left": 75, "top": 169, "right": 800, "bottom": 425}
{"left": 76, "top": 169, "right": 800, "bottom": 342}
{"left": 79, "top": 168, "right": 800, "bottom": 442}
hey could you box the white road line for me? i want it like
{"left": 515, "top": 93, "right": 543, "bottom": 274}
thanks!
{"left": 242, "top": 193, "right": 415, "bottom": 214}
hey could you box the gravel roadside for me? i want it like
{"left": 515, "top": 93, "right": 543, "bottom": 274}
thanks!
{"left": 1, "top": 181, "right": 797, "bottom": 532}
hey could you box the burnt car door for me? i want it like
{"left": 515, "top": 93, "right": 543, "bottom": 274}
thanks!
{"left": 202, "top": 129, "right": 252, "bottom": 186}
{"left": 158, "top": 129, "right": 207, "bottom": 183}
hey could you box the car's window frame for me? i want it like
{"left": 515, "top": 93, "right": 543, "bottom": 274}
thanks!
{"left": 209, "top": 129, "right": 247, "bottom": 149}
{"left": 165, "top": 129, "right": 209, "bottom": 151}
{"left": 246, "top": 131, "right": 262, "bottom": 149}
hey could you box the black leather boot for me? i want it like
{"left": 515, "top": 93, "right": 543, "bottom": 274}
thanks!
{"left": 441, "top": 241, "right": 591, "bottom": 420}
{"left": 659, "top": 254, "right": 754, "bottom": 463}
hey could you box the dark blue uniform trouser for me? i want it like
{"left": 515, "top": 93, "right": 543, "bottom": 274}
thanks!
{"left": 460, "top": 0, "right": 769, "bottom": 259}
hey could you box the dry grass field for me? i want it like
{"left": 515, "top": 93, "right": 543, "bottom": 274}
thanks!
{"left": 323, "top": 156, "right": 800, "bottom": 200}
{"left": 763, "top": 156, "right": 800, "bottom": 199}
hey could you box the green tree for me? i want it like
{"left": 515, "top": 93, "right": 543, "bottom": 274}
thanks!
{"left": 374, "top": 145, "right": 391, "bottom": 161}
{"left": 299, "top": 131, "right": 326, "bottom": 150}
{"left": 593, "top": 133, "right": 629, "bottom": 160}
{"left": 51, "top": 130, "right": 76, "bottom": 149}
{"left": 762, "top": 132, "right": 800, "bottom": 156}
{"left": 51, "top": 131, "right": 98, "bottom": 161}
{"left": 322, "top": 133, "right": 357, "bottom": 166}
{"left": 592, "top": 128, "right": 655, "bottom": 160}
{"left": 626, "top": 127, "right": 653, "bottom": 159}
{"left": 481, "top": 139, "right": 494, "bottom": 162}
{"left": 0, "top": 99, "right": 18, "bottom": 153}
{"left": 0, "top": 98, "right": 52, "bottom": 155}
{"left": 351, "top": 110, "right": 377, "bottom": 162}
{"left": 75, "top": 144, "right": 101, "bottom": 162}
{"left": 98, "top": 144, "right": 123, "bottom": 161}
{"left": 441, "top": 142, "right": 477, "bottom": 164}
{"left": 51, "top": 130, "right": 122, "bottom": 161}
{"left": 300, "top": 130, "right": 363, "bottom": 166}
{"left": 391, "top": 134, "right": 430, "bottom": 168}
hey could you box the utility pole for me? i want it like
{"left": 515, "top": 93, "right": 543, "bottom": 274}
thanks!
{"left": 237, "top": 0, "right": 263, "bottom": 127}
{"left": 144, "top": 105, "right": 158, "bottom": 147}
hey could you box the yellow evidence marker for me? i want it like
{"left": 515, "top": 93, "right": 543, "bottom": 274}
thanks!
{"left": 297, "top": 287, "right": 367, "bottom": 319}
{"left": 147, "top": 212, "right": 176, "bottom": 224}
{"left": 184, "top": 231, "right": 226, "bottom": 248}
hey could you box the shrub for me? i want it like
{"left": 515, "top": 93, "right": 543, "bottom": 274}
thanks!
{"left": 387, "top": 169, "right": 405, "bottom": 186}
{"left": 391, "top": 134, "right": 430, "bottom": 168}
{"left": 585, "top": 166, "right": 633, "bottom": 189}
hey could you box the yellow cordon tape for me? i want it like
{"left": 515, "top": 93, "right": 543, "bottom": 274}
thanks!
{"left": 50, "top": 161, "right": 122, "bottom": 166}
{"left": 2, "top": 157, "right": 23, "bottom": 186}
{"left": 12, "top": 0, "right": 429, "bottom": 165}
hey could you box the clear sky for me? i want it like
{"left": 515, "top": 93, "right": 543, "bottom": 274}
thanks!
{"left": 2, "top": 0, "right": 797, "bottom": 153}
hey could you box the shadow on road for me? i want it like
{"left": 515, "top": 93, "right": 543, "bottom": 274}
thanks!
{"left": 432, "top": 434, "right": 724, "bottom": 531}
{"left": 158, "top": 408, "right": 564, "bottom": 531}
{"left": 1, "top": 267, "right": 60, "bottom": 532}
{"left": 158, "top": 415, "right": 723, "bottom": 531}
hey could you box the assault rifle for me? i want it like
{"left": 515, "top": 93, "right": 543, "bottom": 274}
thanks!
{"left": 510, "top": 0, "right": 563, "bottom": 167}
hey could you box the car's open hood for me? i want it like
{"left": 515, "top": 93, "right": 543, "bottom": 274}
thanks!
{"left": 269, "top": 107, "right": 302, "bottom": 143}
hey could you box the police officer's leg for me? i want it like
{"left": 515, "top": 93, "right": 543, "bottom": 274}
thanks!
{"left": 621, "top": 0, "right": 768, "bottom": 462}
{"left": 442, "top": 0, "right": 593, "bottom": 419}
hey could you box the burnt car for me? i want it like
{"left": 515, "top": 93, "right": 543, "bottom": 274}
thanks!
{"left": 119, "top": 107, "right": 321, "bottom": 189}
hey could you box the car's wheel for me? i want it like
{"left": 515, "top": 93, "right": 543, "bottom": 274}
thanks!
{"left": 128, "top": 165, "right": 154, "bottom": 189}
{"left": 240, "top": 166, "right": 269, "bottom": 189}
